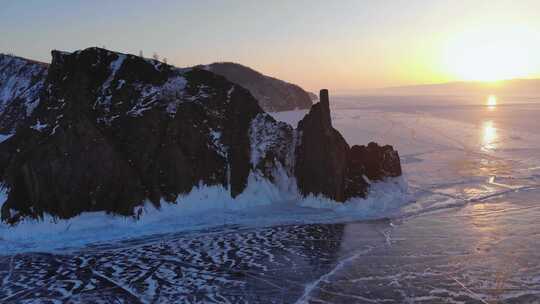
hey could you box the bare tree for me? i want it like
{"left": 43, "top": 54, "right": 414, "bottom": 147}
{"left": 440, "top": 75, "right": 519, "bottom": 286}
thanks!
{"left": 152, "top": 52, "right": 159, "bottom": 61}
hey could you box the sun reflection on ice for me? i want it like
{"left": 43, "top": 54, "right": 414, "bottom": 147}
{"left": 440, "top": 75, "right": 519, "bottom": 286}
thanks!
{"left": 481, "top": 120, "right": 498, "bottom": 151}
{"left": 487, "top": 95, "right": 497, "bottom": 111}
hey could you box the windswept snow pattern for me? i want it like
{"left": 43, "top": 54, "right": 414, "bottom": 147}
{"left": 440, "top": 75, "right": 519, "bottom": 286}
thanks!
{"left": 0, "top": 224, "right": 349, "bottom": 303}
{"left": 2, "top": 190, "right": 539, "bottom": 303}
{"left": 2, "top": 91, "right": 540, "bottom": 302}
{"left": 113, "top": 70, "right": 217, "bottom": 120}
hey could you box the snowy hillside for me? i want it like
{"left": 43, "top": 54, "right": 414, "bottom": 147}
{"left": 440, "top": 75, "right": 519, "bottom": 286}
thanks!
{"left": 0, "top": 54, "right": 48, "bottom": 134}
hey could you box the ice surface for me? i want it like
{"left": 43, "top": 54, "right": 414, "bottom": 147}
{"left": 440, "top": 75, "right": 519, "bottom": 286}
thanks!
{"left": 3, "top": 95, "right": 540, "bottom": 254}
{"left": 1, "top": 94, "right": 540, "bottom": 303}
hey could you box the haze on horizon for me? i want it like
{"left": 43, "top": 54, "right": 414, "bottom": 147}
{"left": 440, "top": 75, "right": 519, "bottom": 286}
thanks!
{"left": 1, "top": 0, "right": 540, "bottom": 93}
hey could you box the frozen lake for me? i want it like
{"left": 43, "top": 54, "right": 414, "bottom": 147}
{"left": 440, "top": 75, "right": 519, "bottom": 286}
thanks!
{"left": 1, "top": 95, "right": 540, "bottom": 303}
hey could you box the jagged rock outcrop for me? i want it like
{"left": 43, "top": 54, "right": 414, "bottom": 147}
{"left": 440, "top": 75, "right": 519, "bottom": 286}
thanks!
{"left": 344, "top": 143, "right": 401, "bottom": 199}
{"left": 295, "top": 89, "right": 350, "bottom": 201}
{"left": 203, "top": 62, "right": 313, "bottom": 112}
{"left": 0, "top": 48, "right": 402, "bottom": 224}
{"left": 349, "top": 143, "right": 402, "bottom": 181}
{"left": 0, "top": 54, "right": 48, "bottom": 134}
{"left": 0, "top": 48, "right": 264, "bottom": 223}
{"left": 295, "top": 90, "right": 402, "bottom": 201}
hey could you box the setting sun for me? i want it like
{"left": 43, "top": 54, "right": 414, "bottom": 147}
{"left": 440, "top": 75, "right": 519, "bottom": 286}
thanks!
{"left": 443, "top": 25, "right": 540, "bottom": 82}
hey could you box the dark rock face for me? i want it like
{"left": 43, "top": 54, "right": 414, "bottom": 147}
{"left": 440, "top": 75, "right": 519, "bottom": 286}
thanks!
{"left": 349, "top": 143, "right": 402, "bottom": 182}
{"left": 204, "top": 62, "right": 313, "bottom": 112}
{"left": 344, "top": 143, "right": 401, "bottom": 199}
{"left": 295, "top": 90, "right": 402, "bottom": 201}
{"left": 295, "top": 89, "right": 350, "bottom": 201}
{"left": 0, "top": 48, "right": 402, "bottom": 224}
{"left": 0, "top": 48, "right": 264, "bottom": 223}
{"left": 0, "top": 54, "right": 48, "bottom": 134}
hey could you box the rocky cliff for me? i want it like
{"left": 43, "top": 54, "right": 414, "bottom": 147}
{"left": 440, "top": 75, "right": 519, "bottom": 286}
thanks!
{"left": 203, "top": 62, "right": 313, "bottom": 112}
{"left": 295, "top": 90, "right": 402, "bottom": 201}
{"left": 0, "top": 54, "right": 48, "bottom": 134}
{"left": 0, "top": 48, "right": 401, "bottom": 224}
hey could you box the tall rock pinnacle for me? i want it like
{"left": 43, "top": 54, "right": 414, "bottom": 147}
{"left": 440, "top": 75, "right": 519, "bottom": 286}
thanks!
{"left": 318, "top": 89, "right": 332, "bottom": 132}
{"left": 295, "top": 89, "right": 349, "bottom": 201}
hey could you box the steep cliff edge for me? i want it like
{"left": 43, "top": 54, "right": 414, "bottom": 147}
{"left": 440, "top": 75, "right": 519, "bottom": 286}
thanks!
{"left": 0, "top": 48, "right": 401, "bottom": 224}
{"left": 0, "top": 48, "right": 264, "bottom": 223}
{"left": 295, "top": 90, "right": 402, "bottom": 201}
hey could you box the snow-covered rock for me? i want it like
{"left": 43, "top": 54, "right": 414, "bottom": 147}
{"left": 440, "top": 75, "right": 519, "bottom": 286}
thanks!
{"left": 249, "top": 113, "right": 295, "bottom": 180}
{"left": 0, "top": 54, "right": 48, "bottom": 134}
{"left": 0, "top": 48, "right": 264, "bottom": 223}
{"left": 0, "top": 48, "right": 402, "bottom": 224}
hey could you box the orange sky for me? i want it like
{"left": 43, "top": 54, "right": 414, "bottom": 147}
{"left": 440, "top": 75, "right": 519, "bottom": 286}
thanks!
{"left": 2, "top": 1, "right": 540, "bottom": 93}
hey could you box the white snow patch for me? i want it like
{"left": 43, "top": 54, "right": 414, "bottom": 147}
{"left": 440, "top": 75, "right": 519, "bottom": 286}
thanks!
{"left": 0, "top": 133, "right": 13, "bottom": 143}
{"left": 109, "top": 54, "right": 126, "bottom": 77}
{"left": 226, "top": 85, "right": 235, "bottom": 102}
{"left": 0, "top": 187, "right": 7, "bottom": 210}
{"left": 105, "top": 54, "right": 126, "bottom": 87}
{"left": 161, "top": 76, "right": 188, "bottom": 115}
{"left": 30, "top": 120, "right": 48, "bottom": 131}
{"left": 249, "top": 113, "right": 292, "bottom": 166}
{"left": 0, "top": 55, "right": 46, "bottom": 121}
{"left": 97, "top": 54, "right": 127, "bottom": 107}
{"left": 128, "top": 76, "right": 188, "bottom": 117}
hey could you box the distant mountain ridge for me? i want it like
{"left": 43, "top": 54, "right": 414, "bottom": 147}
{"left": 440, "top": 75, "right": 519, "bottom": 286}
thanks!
{"left": 202, "top": 62, "right": 314, "bottom": 112}
{"left": 369, "top": 79, "right": 540, "bottom": 96}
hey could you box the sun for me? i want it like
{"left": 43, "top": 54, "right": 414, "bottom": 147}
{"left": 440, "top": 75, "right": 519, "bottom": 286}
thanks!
{"left": 443, "top": 25, "right": 539, "bottom": 82}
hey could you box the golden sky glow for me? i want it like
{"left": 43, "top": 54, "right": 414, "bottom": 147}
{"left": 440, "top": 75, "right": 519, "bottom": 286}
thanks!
{"left": 2, "top": 1, "right": 540, "bottom": 92}
{"left": 442, "top": 25, "right": 540, "bottom": 82}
